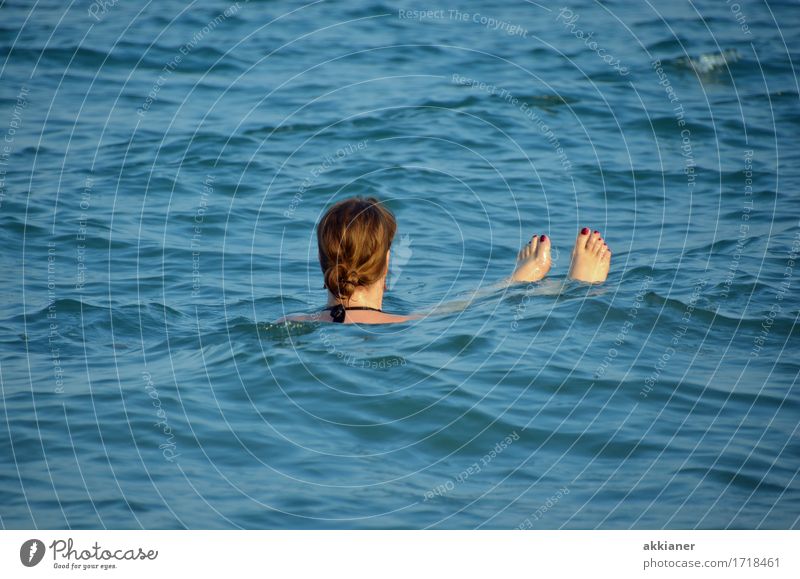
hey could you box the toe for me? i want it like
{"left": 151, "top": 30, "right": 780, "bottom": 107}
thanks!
{"left": 537, "top": 234, "right": 550, "bottom": 254}
{"left": 576, "top": 227, "right": 590, "bottom": 251}
{"left": 519, "top": 236, "right": 534, "bottom": 260}
{"left": 587, "top": 230, "right": 599, "bottom": 250}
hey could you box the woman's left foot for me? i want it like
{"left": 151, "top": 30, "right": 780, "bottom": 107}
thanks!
{"left": 511, "top": 234, "right": 552, "bottom": 282}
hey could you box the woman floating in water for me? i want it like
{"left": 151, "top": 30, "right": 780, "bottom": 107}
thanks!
{"left": 280, "top": 196, "right": 611, "bottom": 325}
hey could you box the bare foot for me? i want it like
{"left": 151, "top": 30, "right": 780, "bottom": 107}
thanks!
{"left": 568, "top": 228, "right": 611, "bottom": 283}
{"left": 511, "top": 234, "right": 552, "bottom": 282}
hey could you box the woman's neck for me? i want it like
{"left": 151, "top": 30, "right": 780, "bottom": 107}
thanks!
{"left": 326, "top": 280, "right": 385, "bottom": 310}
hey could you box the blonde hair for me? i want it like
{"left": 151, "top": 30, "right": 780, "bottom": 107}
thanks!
{"left": 317, "top": 197, "right": 396, "bottom": 303}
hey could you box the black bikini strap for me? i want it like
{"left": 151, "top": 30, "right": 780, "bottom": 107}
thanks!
{"left": 327, "top": 304, "right": 382, "bottom": 323}
{"left": 330, "top": 304, "right": 346, "bottom": 323}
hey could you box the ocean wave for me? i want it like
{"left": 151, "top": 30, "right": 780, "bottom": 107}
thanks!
{"left": 677, "top": 49, "right": 741, "bottom": 74}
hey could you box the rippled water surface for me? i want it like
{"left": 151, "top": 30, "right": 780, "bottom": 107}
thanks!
{"left": 1, "top": 0, "right": 799, "bottom": 528}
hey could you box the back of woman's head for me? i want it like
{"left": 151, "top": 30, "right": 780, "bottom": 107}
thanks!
{"left": 317, "top": 197, "right": 396, "bottom": 303}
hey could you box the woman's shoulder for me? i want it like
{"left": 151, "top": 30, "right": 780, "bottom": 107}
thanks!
{"left": 364, "top": 312, "right": 415, "bottom": 324}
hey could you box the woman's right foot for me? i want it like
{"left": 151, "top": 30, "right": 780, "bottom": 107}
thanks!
{"left": 568, "top": 228, "right": 611, "bottom": 283}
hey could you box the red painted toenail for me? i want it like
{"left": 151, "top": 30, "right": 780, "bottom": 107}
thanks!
{"left": 540, "top": 234, "right": 547, "bottom": 242}
{"left": 581, "top": 227, "right": 589, "bottom": 234}
{"left": 594, "top": 230, "right": 599, "bottom": 235}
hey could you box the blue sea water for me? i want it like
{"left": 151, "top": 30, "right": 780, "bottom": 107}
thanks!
{"left": 0, "top": 0, "right": 798, "bottom": 529}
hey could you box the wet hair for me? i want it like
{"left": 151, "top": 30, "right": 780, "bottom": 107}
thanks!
{"left": 317, "top": 197, "right": 396, "bottom": 304}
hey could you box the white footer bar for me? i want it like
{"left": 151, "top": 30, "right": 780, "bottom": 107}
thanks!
{"left": 1, "top": 530, "right": 797, "bottom": 578}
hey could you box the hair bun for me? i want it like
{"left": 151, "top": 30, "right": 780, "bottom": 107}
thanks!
{"left": 324, "top": 261, "right": 360, "bottom": 301}
{"left": 345, "top": 270, "right": 360, "bottom": 285}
